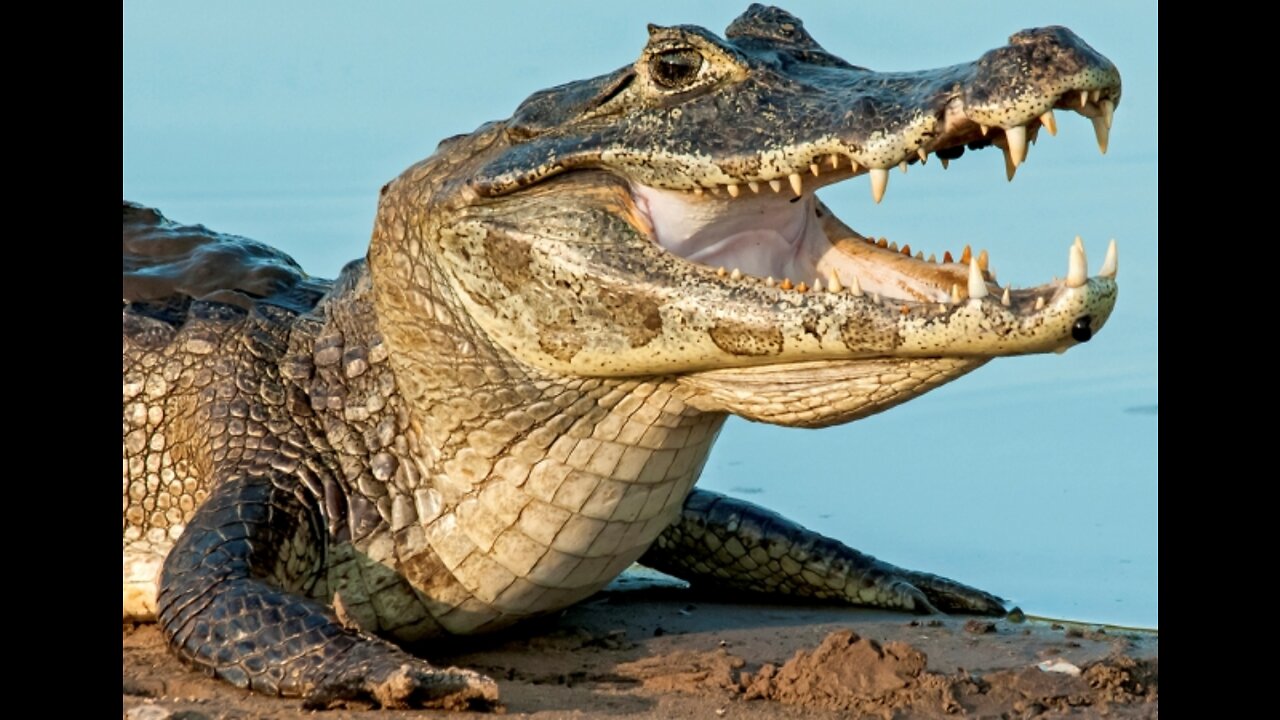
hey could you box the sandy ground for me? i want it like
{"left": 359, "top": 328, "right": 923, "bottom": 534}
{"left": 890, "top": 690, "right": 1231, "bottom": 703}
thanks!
{"left": 123, "top": 575, "right": 1157, "bottom": 719}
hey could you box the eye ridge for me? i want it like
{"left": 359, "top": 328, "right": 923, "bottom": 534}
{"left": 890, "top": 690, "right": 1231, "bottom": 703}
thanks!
{"left": 651, "top": 48, "right": 703, "bottom": 89}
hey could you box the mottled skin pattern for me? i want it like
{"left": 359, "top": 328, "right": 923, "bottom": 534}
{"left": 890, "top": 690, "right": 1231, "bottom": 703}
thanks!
{"left": 123, "top": 5, "right": 1121, "bottom": 710}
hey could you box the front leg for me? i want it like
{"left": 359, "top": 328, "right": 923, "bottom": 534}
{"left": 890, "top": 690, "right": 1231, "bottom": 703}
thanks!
{"left": 640, "top": 489, "right": 1005, "bottom": 615}
{"left": 157, "top": 472, "right": 499, "bottom": 710}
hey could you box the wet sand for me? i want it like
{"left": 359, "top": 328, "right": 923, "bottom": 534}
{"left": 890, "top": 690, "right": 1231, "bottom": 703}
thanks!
{"left": 123, "top": 573, "right": 1157, "bottom": 719}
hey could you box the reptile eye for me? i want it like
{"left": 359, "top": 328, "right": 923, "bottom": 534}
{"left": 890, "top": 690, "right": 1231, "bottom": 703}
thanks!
{"left": 651, "top": 49, "right": 703, "bottom": 89}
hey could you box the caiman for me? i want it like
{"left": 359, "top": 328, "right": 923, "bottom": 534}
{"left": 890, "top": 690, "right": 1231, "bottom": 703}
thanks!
{"left": 122, "top": 4, "right": 1121, "bottom": 710}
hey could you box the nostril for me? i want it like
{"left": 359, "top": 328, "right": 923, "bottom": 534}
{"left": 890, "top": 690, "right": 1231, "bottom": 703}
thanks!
{"left": 1071, "top": 315, "right": 1093, "bottom": 342}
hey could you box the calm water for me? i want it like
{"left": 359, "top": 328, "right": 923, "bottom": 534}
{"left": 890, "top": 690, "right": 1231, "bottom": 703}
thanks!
{"left": 124, "top": 1, "right": 1157, "bottom": 628}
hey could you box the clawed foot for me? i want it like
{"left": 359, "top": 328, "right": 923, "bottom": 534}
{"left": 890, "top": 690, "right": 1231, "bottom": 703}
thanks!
{"left": 870, "top": 569, "right": 1007, "bottom": 616}
{"left": 306, "top": 658, "right": 501, "bottom": 711}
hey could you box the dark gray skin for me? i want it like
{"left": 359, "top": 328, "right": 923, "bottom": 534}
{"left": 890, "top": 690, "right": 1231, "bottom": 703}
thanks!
{"left": 123, "top": 5, "right": 1121, "bottom": 711}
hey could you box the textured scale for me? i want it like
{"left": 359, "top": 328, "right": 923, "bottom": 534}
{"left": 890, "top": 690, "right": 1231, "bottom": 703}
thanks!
{"left": 122, "top": 5, "right": 1122, "bottom": 710}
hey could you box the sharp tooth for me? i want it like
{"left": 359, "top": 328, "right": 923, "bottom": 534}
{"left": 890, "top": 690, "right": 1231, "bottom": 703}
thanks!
{"left": 716, "top": 266, "right": 726, "bottom": 277}
{"left": 767, "top": 179, "right": 782, "bottom": 193}
{"left": 915, "top": 251, "right": 924, "bottom": 260}
{"left": 812, "top": 278, "right": 823, "bottom": 292}
{"left": 899, "top": 160, "right": 909, "bottom": 174}
{"left": 766, "top": 276, "right": 776, "bottom": 287}
{"left": 726, "top": 183, "right": 741, "bottom": 198}
{"left": 779, "top": 278, "right": 793, "bottom": 290}
{"left": 950, "top": 284, "right": 962, "bottom": 303}
{"left": 1067, "top": 241, "right": 1088, "bottom": 288}
{"left": 847, "top": 155, "right": 860, "bottom": 172}
{"left": 889, "top": 241, "right": 898, "bottom": 252}
{"left": 789, "top": 173, "right": 804, "bottom": 196}
{"left": 940, "top": 157, "right": 950, "bottom": 170}
{"left": 938, "top": 304, "right": 947, "bottom": 313}
{"left": 694, "top": 187, "right": 704, "bottom": 196}
{"left": 877, "top": 238, "right": 888, "bottom": 249}
{"left": 709, "top": 186, "right": 721, "bottom": 196}
{"left": 943, "top": 250, "right": 954, "bottom": 264}
{"left": 901, "top": 243, "right": 911, "bottom": 256}
{"left": 1100, "top": 99, "right": 1115, "bottom": 130}
{"left": 1035, "top": 296, "right": 1046, "bottom": 310}
{"left": 1090, "top": 89, "right": 1102, "bottom": 104}
{"left": 1040, "top": 110, "right": 1058, "bottom": 136}
{"left": 1074, "top": 236, "right": 1084, "bottom": 252}
{"left": 748, "top": 181, "right": 761, "bottom": 193}
{"left": 796, "top": 282, "right": 809, "bottom": 293}
{"left": 730, "top": 268, "right": 742, "bottom": 280}
{"left": 810, "top": 163, "right": 821, "bottom": 177}
{"left": 980, "top": 124, "right": 990, "bottom": 136}
{"left": 849, "top": 275, "right": 863, "bottom": 296}
{"left": 1091, "top": 116, "right": 1109, "bottom": 154}
{"left": 1002, "top": 144, "right": 1017, "bottom": 181}
{"left": 830, "top": 153, "right": 840, "bottom": 169}
{"left": 960, "top": 245, "right": 972, "bottom": 265}
{"left": 968, "top": 258, "right": 988, "bottom": 299}
{"left": 1005, "top": 125, "right": 1028, "bottom": 166}
{"left": 927, "top": 253, "right": 936, "bottom": 263}
{"left": 1001, "top": 286, "right": 1011, "bottom": 307}
{"left": 827, "top": 273, "right": 842, "bottom": 293}
{"left": 869, "top": 167, "right": 888, "bottom": 203}
{"left": 1080, "top": 90, "right": 1089, "bottom": 108}
{"left": 872, "top": 293, "right": 881, "bottom": 305}
{"left": 917, "top": 148, "right": 928, "bottom": 164}
{"left": 1099, "top": 239, "right": 1118, "bottom": 278}
{"left": 977, "top": 249, "right": 989, "bottom": 271}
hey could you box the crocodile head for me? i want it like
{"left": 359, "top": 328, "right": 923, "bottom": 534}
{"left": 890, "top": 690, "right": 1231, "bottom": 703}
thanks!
{"left": 369, "top": 4, "right": 1121, "bottom": 428}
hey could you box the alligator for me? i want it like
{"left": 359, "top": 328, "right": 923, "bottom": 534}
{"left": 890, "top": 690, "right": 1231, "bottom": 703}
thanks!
{"left": 123, "top": 4, "right": 1121, "bottom": 711}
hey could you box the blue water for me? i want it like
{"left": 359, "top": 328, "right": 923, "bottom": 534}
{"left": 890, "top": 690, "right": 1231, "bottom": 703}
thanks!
{"left": 123, "top": 1, "right": 1157, "bottom": 628}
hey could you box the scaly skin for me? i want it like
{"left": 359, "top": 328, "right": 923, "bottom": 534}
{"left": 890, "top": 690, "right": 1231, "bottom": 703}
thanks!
{"left": 123, "top": 5, "right": 1122, "bottom": 710}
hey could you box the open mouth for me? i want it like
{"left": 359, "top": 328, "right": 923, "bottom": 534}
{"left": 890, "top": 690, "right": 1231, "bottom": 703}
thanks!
{"left": 630, "top": 89, "right": 1118, "bottom": 322}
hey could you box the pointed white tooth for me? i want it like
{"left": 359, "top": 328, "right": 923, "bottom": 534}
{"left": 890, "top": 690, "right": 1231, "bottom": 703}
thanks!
{"left": 848, "top": 275, "right": 863, "bottom": 297}
{"left": 748, "top": 181, "right": 761, "bottom": 194}
{"left": 730, "top": 268, "right": 742, "bottom": 280}
{"left": 765, "top": 276, "right": 776, "bottom": 287}
{"left": 1040, "top": 110, "right": 1058, "bottom": 136}
{"left": 915, "top": 251, "right": 924, "bottom": 260}
{"left": 899, "top": 160, "right": 909, "bottom": 174}
{"left": 1091, "top": 116, "right": 1109, "bottom": 154}
{"left": 1080, "top": 90, "right": 1089, "bottom": 108}
{"left": 872, "top": 293, "right": 881, "bottom": 305}
{"left": 1100, "top": 99, "right": 1115, "bottom": 130}
{"left": 827, "top": 273, "right": 842, "bottom": 293}
{"left": 869, "top": 167, "right": 888, "bottom": 203}
{"left": 1067, "top": 242, "right": 1088, "bottom": 288}
{"left": 938, "top": 304, "right": 947, "bottom": 313}
{"left": 1035, "top": 296, "right": 1046, "bottom": 310}
{"left": 917, "top": 148, "right": 928, "bottom": 164}
{"left": 1005, "top": 125, "right": 1027, "bottom": 166}
{"left": 889, "top": 241, "right": 898, "bottom": 252}
{"left": 1090, "top": 89, "right": 1101, "bottom": 104}
{"left": 829, "top": 153, "right": 840, "bottom": 169}
{"left": 769, "top": 179, "right": 783, "bottom": 193}
{"left": 950, "top": 284, "right": 962, "bottom": 303}
{"left": 716, "top": 266, "right": 726, "bottom": 277}
{"left": 1099, "top": 239, "right": 1118, "bottom": 278}
{"left": 968, "top": 258, "right": 988, "bottom": 299}
{"left": 1002, "top": 144, "right": 1017, "bottom": 181}
{"left": 940, "top": 157, "right": 949, "bottom": 170}
{"left": 1073, "top": 235, "right": 1084, "bottom": 252}
{"left": 980, "top": 124, "right": 990, "bottom": 136}
{"left": 847, "top": 156, "right": 860, "bottom": 172}
{"left": 1001, "top": 286, "right": 1011, "bottom": 307}
{"left": 726, "top": 183, "right": 741, "bottom": 198}
{"left": 927, "top": 253, "right": 936, "bottom": 263}
{"left": 812, "top": 278, "right": 823, "bottom": 292}
{"left": 788, "top": 173, "right": 803, "bottom": 196}
{"left": 809, "top": 163, "right": 821, "bottom": 177}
